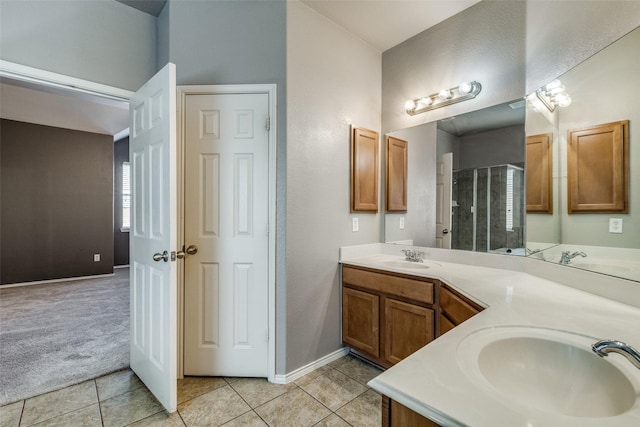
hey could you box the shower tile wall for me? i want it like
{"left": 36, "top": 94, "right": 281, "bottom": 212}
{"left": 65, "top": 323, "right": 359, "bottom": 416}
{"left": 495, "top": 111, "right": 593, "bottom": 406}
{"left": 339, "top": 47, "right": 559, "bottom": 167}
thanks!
{"left": 452, "top": 165, "right": 525, "bottom": 253}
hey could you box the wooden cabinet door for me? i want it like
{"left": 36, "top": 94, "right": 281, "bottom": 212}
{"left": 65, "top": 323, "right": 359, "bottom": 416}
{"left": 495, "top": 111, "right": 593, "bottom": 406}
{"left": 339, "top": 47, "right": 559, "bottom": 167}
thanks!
{"left": 526, "top": 133, "right": 553, "bottom": 213}
{"left": 351, "top": 127, "right": 379, "bottom": 212}
{"left": 342, "top": 287, "right": 380, "bottom": 358}
{"left": 386, "top": 136, "right": 408, "bottom": 211}
{"left": 383, "top": 396, "right": 441, "bottom": 427}
{"left": 568, "top": 120, "right": 628, "bottom": 213}
{"left": 384, "top": 298, "right": 434, "bottom": 365}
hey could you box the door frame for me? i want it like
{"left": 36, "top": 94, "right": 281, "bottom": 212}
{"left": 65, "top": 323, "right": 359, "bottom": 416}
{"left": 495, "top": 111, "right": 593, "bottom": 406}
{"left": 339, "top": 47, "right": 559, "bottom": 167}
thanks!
{"left": 177, "top": 85, "right": 277, "bottom": 382}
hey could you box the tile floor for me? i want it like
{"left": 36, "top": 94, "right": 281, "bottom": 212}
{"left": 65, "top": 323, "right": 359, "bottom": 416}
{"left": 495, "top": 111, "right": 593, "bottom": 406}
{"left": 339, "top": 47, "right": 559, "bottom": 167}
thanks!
{"left": 0, "top": 354, "right": 383, "bottom": 427}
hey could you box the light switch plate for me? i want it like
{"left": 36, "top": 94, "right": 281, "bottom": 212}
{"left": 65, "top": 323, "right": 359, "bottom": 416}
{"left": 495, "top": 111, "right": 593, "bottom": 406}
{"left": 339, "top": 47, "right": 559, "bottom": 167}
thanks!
{"left": 352, "top": 217, "right": 359, "bottom": 232}
{"left": 94, "top": 254, "right": 101, "bottom": 262}
{"left": 399, "top": 217, "right": 405, "bottom": 230}
{"left": 609, "top": 218, "right": 623, "bottom": 233}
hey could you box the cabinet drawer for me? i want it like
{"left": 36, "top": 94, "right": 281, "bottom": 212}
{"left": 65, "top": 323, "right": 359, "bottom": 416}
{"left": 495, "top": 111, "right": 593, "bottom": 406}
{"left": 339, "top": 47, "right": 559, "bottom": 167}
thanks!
{"left": 342, "top": 266, "right": 434, "bottom": 304}
{"left": 440, "top": 285, "right": 481, "bottom": 326}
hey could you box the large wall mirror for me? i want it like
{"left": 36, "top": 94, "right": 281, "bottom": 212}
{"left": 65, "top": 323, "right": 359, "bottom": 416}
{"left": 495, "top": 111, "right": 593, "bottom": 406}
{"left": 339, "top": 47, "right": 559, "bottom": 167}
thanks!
{"left": 383, "top": 26, "right": 639, "bottom": 283}
{"left": 526, "top": 26, "right": 639, "bottom": 282}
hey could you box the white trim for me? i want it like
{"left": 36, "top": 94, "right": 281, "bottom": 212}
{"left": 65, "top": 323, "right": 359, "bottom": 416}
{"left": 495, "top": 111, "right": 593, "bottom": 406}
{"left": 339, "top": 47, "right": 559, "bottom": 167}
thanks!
{"left": 114, "top": 265, "right": 130, "bottom": 269}
{"left": 177, "top": 84, "right": 278, "bottom": 383}
{"left": 1, "top": 273, "right": 116, "bottom": 288}
{"left": 0, "top": 60, "right": 134, "bottom": 101}
{"left": 114, "top": 128, "right": 130, "bottom": 141}
{"left": 273, "top": 347, "right": 351, "bottom": 384}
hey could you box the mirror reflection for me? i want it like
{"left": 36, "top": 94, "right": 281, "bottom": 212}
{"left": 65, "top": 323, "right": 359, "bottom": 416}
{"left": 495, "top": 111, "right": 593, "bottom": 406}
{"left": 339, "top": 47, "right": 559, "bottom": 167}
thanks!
{"left": 385, "top": 100, "right": 525, "bottom": 253}
{"left": 526, "top": 26, "right": 640, "bottom": 282}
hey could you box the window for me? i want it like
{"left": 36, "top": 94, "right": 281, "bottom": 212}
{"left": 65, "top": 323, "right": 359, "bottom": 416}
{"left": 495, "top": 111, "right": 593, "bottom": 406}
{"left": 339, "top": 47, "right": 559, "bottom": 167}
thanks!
{"left": 506, "top": 167, "right": 514, "bottom": 232}
{"left": 122, "top": 162, "right": 130, "bottom": 231}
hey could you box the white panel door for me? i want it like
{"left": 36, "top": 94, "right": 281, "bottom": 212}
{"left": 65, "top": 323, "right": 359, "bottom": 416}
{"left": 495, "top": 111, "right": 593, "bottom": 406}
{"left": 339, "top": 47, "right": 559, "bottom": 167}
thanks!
{"left": 129, "top": 63, "right": 177, "bottom": 412}
{"left": 436, "top": 152, "right": 453, "bottom": 249}
{"left": 184, "top": 93, "right": 269, "bottom": 376}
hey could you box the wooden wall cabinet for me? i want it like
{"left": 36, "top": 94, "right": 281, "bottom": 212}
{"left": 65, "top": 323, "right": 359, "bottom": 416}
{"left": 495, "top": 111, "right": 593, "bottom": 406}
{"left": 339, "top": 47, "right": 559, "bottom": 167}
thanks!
{"left": 568, "top": 120, "right": 629, "bottom": 213}
{"left": 526, "top": 133, "right": 553, "bottom": 213}
{"left": 342, "top": 265, "right": 435, "bottom": 368}
{"left": 351, "top": 127, "right": 379, "bottom": 212}
{"left": 386, "top": 136, "right": 408, "bottom": 212}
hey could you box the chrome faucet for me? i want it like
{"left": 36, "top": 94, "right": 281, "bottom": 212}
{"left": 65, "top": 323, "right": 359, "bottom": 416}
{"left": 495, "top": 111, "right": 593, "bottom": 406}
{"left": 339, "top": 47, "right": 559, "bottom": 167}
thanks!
{"left": 401, "top": 249, "right": 424, "bottom": 263}
{"left": 559, "top": 251, "right": 587, "bottom": 265}
{"left": 592, "top": 340, "right": 640, "bottom": 369}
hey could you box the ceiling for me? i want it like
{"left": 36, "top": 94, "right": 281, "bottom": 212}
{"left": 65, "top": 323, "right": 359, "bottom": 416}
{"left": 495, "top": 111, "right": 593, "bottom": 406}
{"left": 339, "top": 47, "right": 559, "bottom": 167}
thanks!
{"left": 1, "top": 1, "right": 480, "bottom": 136}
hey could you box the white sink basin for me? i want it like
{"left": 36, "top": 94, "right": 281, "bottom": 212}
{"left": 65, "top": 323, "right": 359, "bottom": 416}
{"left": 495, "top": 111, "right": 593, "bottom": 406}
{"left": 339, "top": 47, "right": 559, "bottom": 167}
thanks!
{"left": 457, "top": 326, "right": 639, "bottom": 418}
{"left": 382, "top": 260, "right": 441, "bottom": 269}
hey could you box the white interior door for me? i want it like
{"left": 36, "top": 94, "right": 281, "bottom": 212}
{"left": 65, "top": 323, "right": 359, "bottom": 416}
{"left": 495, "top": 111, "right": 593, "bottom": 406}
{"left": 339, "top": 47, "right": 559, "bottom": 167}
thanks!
{"left": 436, "top": 152, "right": 453, "bottom": 249}
{"left": 129, "top": 63, "right": 177, "bottom": 412}
{"left": 184, "top": 92, "right": 270, "bottom": 376}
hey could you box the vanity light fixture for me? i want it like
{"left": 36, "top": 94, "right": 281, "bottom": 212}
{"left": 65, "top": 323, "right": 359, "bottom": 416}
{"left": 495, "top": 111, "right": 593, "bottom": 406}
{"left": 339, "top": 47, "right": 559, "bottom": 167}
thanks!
{"left": 535, "top": 79, "right": 572, "bottom": 112}
{"left": 405, "top": 81, "right": 482, "bottom": 116}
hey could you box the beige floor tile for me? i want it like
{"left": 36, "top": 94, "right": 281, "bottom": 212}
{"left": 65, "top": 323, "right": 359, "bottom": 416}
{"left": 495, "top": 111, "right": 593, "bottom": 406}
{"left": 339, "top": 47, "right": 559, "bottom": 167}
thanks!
{"left": 229, "top": 378, "right": 296, "bottom": 408}
{"left": 21, "top": 380, "right": 98, "bottom": 426}
{"left": 330, "top": 356, "right": 382, "bottom": 386}
{"left": 220, "top": 410, "right": 267, "bottom": 427}
{"left": 335, "top": 389, "right": 381, "bottom": 427}
{"left": 255, "top": 387, "right": 331, "bottom": 427}
{"left": 178, "top": 385, "right": 250, "bottom": 426}
{"left": 0, "top": 401, "right": 24, "bottom": 427}
{"left": 224, "top": 377, "right": 242, "bottom": 384}
{"left": 293, "top": 365, "right": 333, "bottom": 388}
{"left": 178, "top": 377, "right": 227, "bottom": 404}
{"left": 100, "top": 386, "right": 164, "bottom": 427}
{"left": 96, "top": 369, "right": 144, "bottom": 401}
{"left": 298, "top": 368, "right": 367, "bottom": 411}
{"left": 128, "top": 410, "right": 186, "bottom": 426}
{"left": 28, "top": 404, "right": 102, "bottom": 427}
{"left": 312, "top": 413, "right": 350, "bottom": 427}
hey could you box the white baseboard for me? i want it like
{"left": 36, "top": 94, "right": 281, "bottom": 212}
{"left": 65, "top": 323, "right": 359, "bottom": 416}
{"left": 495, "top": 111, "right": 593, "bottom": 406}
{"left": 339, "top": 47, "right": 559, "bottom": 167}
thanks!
{"left": 273, "top": 347, "right": 350, "bottom": 384}
{"left": 1, "top": 273, "right": 116, "bottom": 288}
{"left": 114, "top": 265, "right": 130, "bottom": 269}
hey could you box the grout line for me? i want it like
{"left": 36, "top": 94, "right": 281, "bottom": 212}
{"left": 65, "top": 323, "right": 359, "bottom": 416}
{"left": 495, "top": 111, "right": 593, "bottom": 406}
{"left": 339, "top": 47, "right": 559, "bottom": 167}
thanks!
{"left": 17, "top": 400, "right": 25, "bottom": 427}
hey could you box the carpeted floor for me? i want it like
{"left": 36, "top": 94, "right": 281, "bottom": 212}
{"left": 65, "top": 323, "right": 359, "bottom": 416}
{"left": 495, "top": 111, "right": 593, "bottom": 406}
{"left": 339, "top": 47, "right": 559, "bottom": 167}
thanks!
{"left": 0, "top": 269, "right": 129, "bottom": 406}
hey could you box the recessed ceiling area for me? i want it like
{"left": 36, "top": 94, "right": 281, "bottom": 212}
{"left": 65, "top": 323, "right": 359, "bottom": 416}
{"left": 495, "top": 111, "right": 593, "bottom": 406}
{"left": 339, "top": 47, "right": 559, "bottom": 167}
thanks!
{"left": 301, "top": 0, "right": 481, "bottom": 51}
{"left": 114, "top": 0, "right": 167, "bottom": 17}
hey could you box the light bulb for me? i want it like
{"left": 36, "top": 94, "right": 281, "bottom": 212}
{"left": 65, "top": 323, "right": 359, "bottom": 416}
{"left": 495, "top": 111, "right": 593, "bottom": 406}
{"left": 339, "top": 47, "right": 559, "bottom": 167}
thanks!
{"left": 418, "top": 97, "right": 433, "bottom": 106}
{"left": 404, "top": 99, "right": 416, "bottom": 111}
{"left": 545, "top": 79, "right": 562, "bottom": 91}
{"left": 459, "top": 82, "right": 473, "bottom": 94}
{"left": 556, "top": 93, "right": 572, "bottom": 107}
{"left": 438, "top": 89, "right": 452, "bottom": 100}
{"left": 547, "top": 84, "right": 566, "bottom": 96}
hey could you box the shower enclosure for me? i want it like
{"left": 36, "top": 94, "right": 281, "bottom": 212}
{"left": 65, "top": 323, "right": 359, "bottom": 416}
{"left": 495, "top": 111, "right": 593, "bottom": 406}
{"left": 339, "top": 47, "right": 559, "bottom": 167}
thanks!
{"left": 451, "top": 164, "right": 525, "bottom": 254}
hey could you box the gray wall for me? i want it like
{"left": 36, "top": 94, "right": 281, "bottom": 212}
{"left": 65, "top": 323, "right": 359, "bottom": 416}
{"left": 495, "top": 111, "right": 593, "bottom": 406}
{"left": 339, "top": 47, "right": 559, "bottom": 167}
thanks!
{"left": 286, "top": 1, "right": 381, "bottom": 374}
{"left": 1, "top": 119, "right": 114, "bottom": 284}
{"left": 382, "top": 1, "right": 527, "bottom": 134}
{"left": 158, "top": 0, "right": 289, "bottom": 374}
{"left": 0, "top": 0, "right": 157, "bottom": 91}
{"left": 457, "top": 125, "right": 525, "bottom": 171}
{"left": 114, "top": 137, "right": 130, "bottom": 266}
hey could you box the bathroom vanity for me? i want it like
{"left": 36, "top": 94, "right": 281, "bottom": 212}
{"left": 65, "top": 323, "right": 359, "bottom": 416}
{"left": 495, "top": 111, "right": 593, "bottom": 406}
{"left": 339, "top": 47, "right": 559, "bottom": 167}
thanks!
{"left": 340, "top": 244, "right": 640, "bottom": 426}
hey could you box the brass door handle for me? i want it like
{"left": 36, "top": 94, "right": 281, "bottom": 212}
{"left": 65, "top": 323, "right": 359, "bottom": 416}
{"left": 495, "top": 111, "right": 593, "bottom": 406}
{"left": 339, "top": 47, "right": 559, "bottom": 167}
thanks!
{"left": 186, "top": 245, "right": 198, "bottom": 255}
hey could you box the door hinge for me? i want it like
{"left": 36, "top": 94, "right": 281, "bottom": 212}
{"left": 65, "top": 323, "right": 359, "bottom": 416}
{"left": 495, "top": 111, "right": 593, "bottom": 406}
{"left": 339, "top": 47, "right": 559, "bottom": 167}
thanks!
{"left": 266, "top": 117, "right": 271, "bottom": 131}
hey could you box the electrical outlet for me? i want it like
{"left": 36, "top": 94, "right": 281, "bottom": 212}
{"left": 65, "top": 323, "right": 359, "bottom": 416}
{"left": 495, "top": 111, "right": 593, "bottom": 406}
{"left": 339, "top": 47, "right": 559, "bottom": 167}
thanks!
{"left": 352, "top": 217, "right": 359, "bottom": 232}
{"left": 399, "top": 217, "right": 405, "bottom": 230}
{"left": 609, "top": 218, "right": 623, "bottom": 234}
{"left": 94, "top": 254, "right": 101, "bottom": 262}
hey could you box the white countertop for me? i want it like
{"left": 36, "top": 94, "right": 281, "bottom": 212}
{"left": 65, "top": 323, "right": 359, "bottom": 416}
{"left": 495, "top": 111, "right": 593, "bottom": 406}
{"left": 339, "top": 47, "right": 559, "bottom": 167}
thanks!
{"left": 340, "top": 246, "right": 640, "bottom": 426}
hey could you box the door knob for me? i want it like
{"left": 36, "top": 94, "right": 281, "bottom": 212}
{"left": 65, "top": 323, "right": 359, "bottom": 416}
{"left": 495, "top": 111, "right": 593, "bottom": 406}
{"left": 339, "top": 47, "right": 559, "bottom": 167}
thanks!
{"left": 186, "top": 245, "right": 198, "bottom": 255}
{"left": 442, "top": 229, "right": 449, "bottom": 235}
{"left": 153, "top": 251, "right": 169, "bottom": 262}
